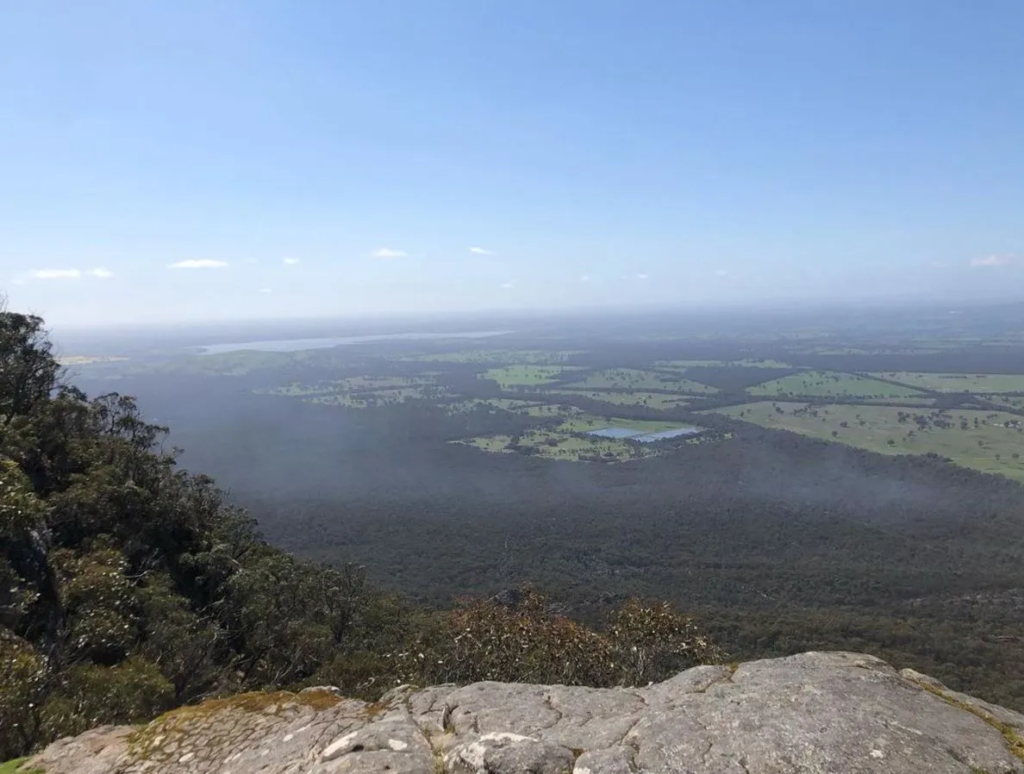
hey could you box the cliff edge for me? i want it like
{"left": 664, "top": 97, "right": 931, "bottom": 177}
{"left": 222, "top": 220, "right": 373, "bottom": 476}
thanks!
{"left": 20, "top": 652, "right": 1024, "bottom": 773}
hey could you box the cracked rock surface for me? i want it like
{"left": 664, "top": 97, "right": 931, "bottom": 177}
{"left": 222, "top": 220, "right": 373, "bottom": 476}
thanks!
{"left": 24, "top": 652, "right": 1024, "bottom": 773}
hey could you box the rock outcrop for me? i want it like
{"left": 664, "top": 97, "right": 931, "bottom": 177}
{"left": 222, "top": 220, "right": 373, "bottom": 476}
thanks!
{"left": 21, "top": 652, "right": 1024, "bottom": 773}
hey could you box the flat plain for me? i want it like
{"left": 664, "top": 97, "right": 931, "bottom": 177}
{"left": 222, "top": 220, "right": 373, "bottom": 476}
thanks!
{"left": 710, "top": 401, "right": 1024, "bottom": 481}
{"left": 747, "top": 371, "right": 924, "bottom": 398}
{"left": 565, "top": 368, "right": 717, "bottom": 393}
{"left": 481, "top": 365, "right": 583, "bottom": 388}
{"left": 870, "top": 372, "right": 1024, "bottom": 393}
{"left": 232, "top": 338, "right": 1024, "bottom": 478}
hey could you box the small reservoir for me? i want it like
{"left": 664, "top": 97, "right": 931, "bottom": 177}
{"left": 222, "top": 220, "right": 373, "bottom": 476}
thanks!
{"left": 586, "top": 425, "right": 703, "bottom": 442}
{"left": 633, "top": 427, "right": 703, "bottom": 442}
{"left": 587, "top": 427, "right": 647, "bottom": 439}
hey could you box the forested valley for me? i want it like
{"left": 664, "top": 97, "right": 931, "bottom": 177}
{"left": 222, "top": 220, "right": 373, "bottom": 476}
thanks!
{"left": 7, "top": 304, "right": 1024, "bottom": 760}
{"left": 0, "top": 309, "right": 718, "bottom": 760}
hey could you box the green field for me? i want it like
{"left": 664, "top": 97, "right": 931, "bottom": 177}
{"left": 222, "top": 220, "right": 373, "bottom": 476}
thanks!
{"left": 511, "top": 403, "right": 579, "bottom": 417}
{"left": 308, "top": 387, "right": 446, "bottom": 407}
{"left": 748, "top": 371, "right": 924, "bottom": 398}
{"left": 871, "top": 372, "right": 1024, "bottom": 393}
{"left": 564, "top": 368, "right": 717, "bottom": 393}
{"left": 454, "top": 430, "right": 654, "bottom": 462}
{"left": 480, "top": 365, "right": 582, "bottom": 388}
{"left": 267, "top": 375, "right": 437, "bottom": 396}
{"left": 990, "top": 395, "right": 1024, "bottom": 410}
{"left": 444, "top": 398, "right": 580, "bottom": 418}
{"left": 712, "top": 401, "right": 1024, "bottom": 481}
{"left": 549, "top": 389, "right": 690, "bottom": 409}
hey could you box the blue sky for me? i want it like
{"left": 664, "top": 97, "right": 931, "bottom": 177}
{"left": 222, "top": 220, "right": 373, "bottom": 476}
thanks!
{"left": 1, "top": 0, "right": 1022, "bottom": 325}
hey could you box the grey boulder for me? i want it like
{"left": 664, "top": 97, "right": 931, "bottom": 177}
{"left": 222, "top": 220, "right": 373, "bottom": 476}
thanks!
{"left": 22, "top": 651, "right": 1024, "bottom": 773}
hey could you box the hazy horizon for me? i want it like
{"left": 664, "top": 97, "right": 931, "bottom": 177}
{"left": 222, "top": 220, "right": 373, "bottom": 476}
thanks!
{"left": 44, "top": 293, "right": 1024, "bottom": 337}
{"left": 3, "top": 1, "right": 1022, "bottom": 325}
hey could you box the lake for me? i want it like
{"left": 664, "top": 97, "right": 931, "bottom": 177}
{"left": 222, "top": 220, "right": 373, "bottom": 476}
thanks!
{"left": 587, "top": 427, "right": 644, "bottom": 439}
{"left": 633, "top": 427, "right": 703, "bottom": 442}
{"left": 199, "top": 331, "right": 509, "bottom": 355}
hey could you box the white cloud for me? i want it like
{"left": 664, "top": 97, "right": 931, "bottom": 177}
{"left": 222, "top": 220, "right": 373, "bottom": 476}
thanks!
{"left": 14, "top": 267, "right": 115, "bottom": 283}
{"left": 29, "top": 269, "right": 82, "bottom": 280}
{"left": 469, "top": 246, "right": 493, "bottom": 255}
{"left": 283, "top": 257, "right": 300, "bottom": 265}
{"left": 168, "top": 259, "right": 229, "bottom": 269}
{"left": 970, "top": 253, "right": 1016, "bottom": 268}
{"left": 636, "top": 273, "right": 650, "bottom": 280}
{"left": 258, "top": 288, "right": 272, "bottom": 294}
{"left": 715, "top": 269, "right": 729, "bottom": 277}
{"left": 371, "top": 248, "right": 408, "bottom": 259}
{"left": 581, "top": 274, "right": 591, "bottom": 283}
{"left": 500, "top": 282, "right": 515, "bottom": 290}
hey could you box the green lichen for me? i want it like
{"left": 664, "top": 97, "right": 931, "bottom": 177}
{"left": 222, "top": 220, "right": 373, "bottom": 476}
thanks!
{"left": 127, "top": 689, "right": 343, "bottom": 762}
{"left": 431, "top": 748, "right": 446, "bottom": 774}
{"left": 142, "top": 688, "right": 341, "bottom": 729}
{"left": 362, "top": 698, "right": 391, "bottom": 719}
{"left": 909, "top": 678, "right": 1024, "bottom": 762}
{"left": 0, "top": 758, "right": 44, "bottom": 773}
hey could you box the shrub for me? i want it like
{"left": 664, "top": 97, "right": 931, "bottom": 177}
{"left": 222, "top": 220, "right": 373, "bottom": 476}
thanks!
{"left": 0, "top": 632, "right": 47, "bottom": 760}
{"left": 38, "top": 657, "right": 173, "bottom": 741}
{"left": 377, "top": 587, "right": 719, "bottom": 690}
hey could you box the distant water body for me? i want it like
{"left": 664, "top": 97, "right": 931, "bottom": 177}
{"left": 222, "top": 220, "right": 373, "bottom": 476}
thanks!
{"left": 199, "top": 330, "right": 508, "bottom": 355}
{"left": 587, "top": 426, "right": 703, "bottom": 442}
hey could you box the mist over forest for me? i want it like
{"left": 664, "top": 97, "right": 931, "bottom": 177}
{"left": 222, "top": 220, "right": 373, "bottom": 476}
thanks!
{"left": 56, "top": 303, "right": 1024, "bottom": 710}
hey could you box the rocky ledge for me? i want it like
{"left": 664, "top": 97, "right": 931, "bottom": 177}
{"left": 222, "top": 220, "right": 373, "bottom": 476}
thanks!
{"left": 21, "top": 652, "right": 1024, "bottom": 773}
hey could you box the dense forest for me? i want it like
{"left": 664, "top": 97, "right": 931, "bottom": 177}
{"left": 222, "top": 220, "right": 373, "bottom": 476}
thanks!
{"left": 57, "top": 306, "right": 1024, "bottom": 725}
{"left": 7, "top": 303, "right": 1024, "bottom": 758}
{"left": 0, "top": 308, "right": 717, "bottom": 761}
